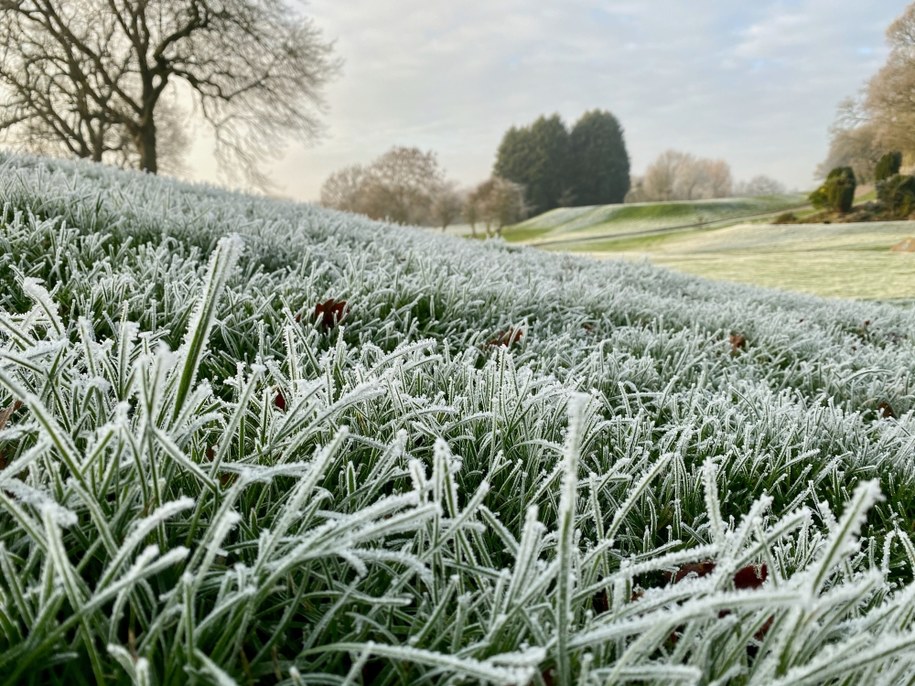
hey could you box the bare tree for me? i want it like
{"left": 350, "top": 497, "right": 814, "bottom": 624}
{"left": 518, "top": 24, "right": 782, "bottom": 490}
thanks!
{"left": 361, "top": 147, "right": 445, "bottom": 225}
{"left": 817, "top": 124, "right": 883, "bottom": 184}
{"left": 735, "top": 175, "right": 786, "bottom": 197}
{"left": 641, "top": 150, "right": 691, "bottom": 201}
{"left": 463, "top": 191, "right": 480, "bottom": 237}
{"left": 431, "top": 181, "right": 463, "bottom": 231}
{"left": 319, "top": 146, "right": 454, "bottom": 226}
{"left": 699, "top": 159, "right": 733, "bottom": 198}
{"left": 624, "top": 176, "right": 646, "bottom": 203}
{"left": 320, "top": 164, "right": 368, "bottom": 215}
{"left": 817, "top": 96, "right": 884, "bottom": 184}
{"left": 0, "top": 1, "right": 339, "bottom": 184}
{"left": 639, "top": 150, "right": 733, "bottom": 201}
{"left": 866, "top": 4, "right": 915, "bottom": 158}
{"left": 468, "top": 176, "right": 526, "bottom": 236}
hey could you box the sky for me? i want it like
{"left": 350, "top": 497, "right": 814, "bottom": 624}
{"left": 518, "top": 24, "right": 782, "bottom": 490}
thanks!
{"left": 185, "top": 0, "right": 908, "bottom": 202}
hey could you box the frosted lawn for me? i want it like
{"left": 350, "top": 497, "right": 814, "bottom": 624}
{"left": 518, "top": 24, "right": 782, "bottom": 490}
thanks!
{"left": 2, "top": 153, "right": 915, "bottom": 684}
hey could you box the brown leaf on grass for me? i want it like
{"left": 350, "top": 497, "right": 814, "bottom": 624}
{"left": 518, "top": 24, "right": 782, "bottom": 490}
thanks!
{"left": 666, "top": 561, "right": 768, "bottom": 589}
{"left": 877, "top": 401, "right": 896, "bottom": 419}
{"left": 733, "top": 564, "right": 768, "bottom": 590}
{"left": 312, "top": 298, "right": 348, "bottom": 331}
{"left": 755, "top": 615, "right": 774, "bottom": 642}
{"left": 487, "top": 327, "right": 524, "bottom": 348}
{"left": 665, "top": 562, "right": 769, "bottom": 646}
{"left": 729, "top": 333, "right": 747, "bottom": 354}
{"left": 202, "top": 445, "right": 234, "bottom": 486}
{"left": 274, "top": 390, "right": 287, "bottom": 412}
{"left": 666, "top": 560, "right": 716, "bottom": 583}
{"left": 592, "top": 590, "right": 609, "bottom": 615}
{"left": 0, "top": 400, "right": 23, "bottom": 431}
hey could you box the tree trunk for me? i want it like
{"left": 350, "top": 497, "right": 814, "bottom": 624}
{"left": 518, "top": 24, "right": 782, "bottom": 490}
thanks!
{"left": 90, "top": 126, "right": 104, "bottom": 162}
{"left": 138, "top": 119, "right": 158, "bottom": 174}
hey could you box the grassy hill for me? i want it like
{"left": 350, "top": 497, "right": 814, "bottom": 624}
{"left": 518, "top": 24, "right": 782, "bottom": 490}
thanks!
{"left": 504, "top": 196, "right": 915, "bottom": 301}
{"left": 3, "top": 154, "right": 915, "bottom": 683}
{"left": 503, "top": 195, "right": 807, "bottom": 245}
{"left": 631, "top": 220, "right": 915, "bottom": 300}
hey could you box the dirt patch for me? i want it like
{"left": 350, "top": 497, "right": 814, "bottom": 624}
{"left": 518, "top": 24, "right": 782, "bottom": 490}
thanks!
{"left": 891, "top": 237, "right": 915, "bottom": 252}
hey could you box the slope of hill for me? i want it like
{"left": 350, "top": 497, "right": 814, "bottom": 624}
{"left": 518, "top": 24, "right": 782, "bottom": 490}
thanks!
{"left": 503, "top": 194, "right": 806, "bottom": 245}
{"left": 2, "top": 154, "right": 915, "bottom": 684}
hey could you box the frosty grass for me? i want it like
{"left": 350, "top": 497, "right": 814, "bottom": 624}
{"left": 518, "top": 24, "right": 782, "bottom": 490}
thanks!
{"left": 2, "top": 153, "right": 915, "bottom": 684}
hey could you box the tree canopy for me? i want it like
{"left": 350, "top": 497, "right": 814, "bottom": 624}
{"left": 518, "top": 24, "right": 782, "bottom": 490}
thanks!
{"left": 628, "top": 150, "right": 733, "bottom": 202}
{"left": 821, "top": 3, "right": 915, "bottom": 179}
{"left": 494, "top": 114, "right": 571, "bottom": 214}
{"left": 866, "top": 4, "right": 915, "bottom": 157}
{"left": 493, "top": 110, "right": 629, "bottom": 213}
{"left": 467, "top": 176, "right": 526, "bottom": 236}
{"left": 0, "top": 0, "right": 339, "bottom": 184}
{"left": 320, "top": 146, "right": 459, "bottom": 227}
{"left": 568, "top": 110, "right": 630, "bottom": 205}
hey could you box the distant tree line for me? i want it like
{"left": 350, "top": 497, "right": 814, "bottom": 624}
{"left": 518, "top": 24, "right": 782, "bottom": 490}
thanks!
{"left": 321, "top": 109, "right": 632, "bottom": 233}
{"left": 493, "top": 110, "right": 631, "bottom": 213}
{"left": 626, "top": 150, "right": 784, "bottom": 203}
{"left": 320, "top": 146, "right": 525, "bottom": 235}
{"left": 319, "top": 113, "right": 790, "bottom": 235}
{"left": 626, "top": 150, "right": 733, "bottom": 202}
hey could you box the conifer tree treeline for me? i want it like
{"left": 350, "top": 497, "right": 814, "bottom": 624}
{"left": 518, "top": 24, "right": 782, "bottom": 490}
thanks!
{"left": 493, "top": 110, "right": 630, "bottom": 214}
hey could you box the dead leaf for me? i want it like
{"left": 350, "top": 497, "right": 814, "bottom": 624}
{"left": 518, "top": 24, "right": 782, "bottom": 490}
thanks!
{"left": 729, "top": 333, "right": 747, "bottom": 354}
{"left": 313, "top": 298, "right": 348, "bottom": 331}
{"left": 487, "top": 327, "right": 524, "bottom": 348}
{"left": 877, "top": 401, "right": 896, "bottom": 419}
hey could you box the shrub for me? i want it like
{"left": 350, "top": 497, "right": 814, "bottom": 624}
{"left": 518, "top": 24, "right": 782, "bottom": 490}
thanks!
{"left": 773, "top": 211, "right": 797, "bottom": 224}
{"left": 877, "top": 173, "right": 915, "bottom": 218}
{"left": 809, "top": 166, "right": 856, "bottom": 213}
{"left": 875, "top": 151, "right": 902, "bottom": 182}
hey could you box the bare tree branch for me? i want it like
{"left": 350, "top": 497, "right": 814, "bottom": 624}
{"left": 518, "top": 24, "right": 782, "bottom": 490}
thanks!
{"left": 0, "top": 0, "right": 339, "bottom": 184}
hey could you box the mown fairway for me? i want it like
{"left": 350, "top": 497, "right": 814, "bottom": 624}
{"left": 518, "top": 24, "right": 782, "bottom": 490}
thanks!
{"left": 632, "top": 221, "right": 915, "bottom": 301}
{"left": 504, "top": 198, "right": 915, "bottom": 300}
{"left": 5, "top": 155, "right": 915, "bottom": 684}
{"left": 502, "top": 195, "right": 806, "bottom": 245}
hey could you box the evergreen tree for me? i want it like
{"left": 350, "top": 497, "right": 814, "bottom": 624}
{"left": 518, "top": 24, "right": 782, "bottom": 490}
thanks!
{"left": 810, "top": 166, "right": 856, "bottom": 213}
{"left": 875, "top": 151, "right": 902, "bottom": 182}
{"left": 494, "top": 114, "right": 571, "bottom": 214}
{"left": 569, "top": 110, "right": 631, "bottom": 205}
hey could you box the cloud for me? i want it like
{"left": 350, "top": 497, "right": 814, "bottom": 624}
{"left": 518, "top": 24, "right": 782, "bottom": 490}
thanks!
{"left": 185, "top": 0, "right": 905, "bottom": 200}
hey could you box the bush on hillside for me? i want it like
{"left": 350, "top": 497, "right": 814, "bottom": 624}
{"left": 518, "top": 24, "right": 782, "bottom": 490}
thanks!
{"left": 809, "top": 166, "right": 856, "bottom": 213}
{"left": 875, "top": 151, "right": 903, "bottom": 182}
{"left": 877, "top": 173, "right": 915, "bottom": 218}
